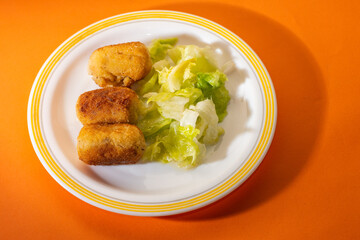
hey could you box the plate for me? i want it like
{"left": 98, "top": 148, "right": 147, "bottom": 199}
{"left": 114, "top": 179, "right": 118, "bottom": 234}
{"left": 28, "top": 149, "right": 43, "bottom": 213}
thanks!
{"left": 27, "top": 10, "right": 277, "bottom": 216}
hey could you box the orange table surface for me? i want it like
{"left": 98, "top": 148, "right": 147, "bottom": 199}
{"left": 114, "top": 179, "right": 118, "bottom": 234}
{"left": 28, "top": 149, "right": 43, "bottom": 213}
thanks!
{"left": 1, "top": 0, "right": 359, "bottom": 239}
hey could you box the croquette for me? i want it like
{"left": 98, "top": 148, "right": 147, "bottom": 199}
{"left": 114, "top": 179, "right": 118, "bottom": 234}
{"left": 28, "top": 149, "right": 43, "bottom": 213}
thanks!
{"left": 76, "top": 87, "right": 140, "bottom": 125}
{"left": 77, "top": 124, "right": 146, "bottom": 165}
{"left": 88, "top": 42, "right": 152, "bottom": 87}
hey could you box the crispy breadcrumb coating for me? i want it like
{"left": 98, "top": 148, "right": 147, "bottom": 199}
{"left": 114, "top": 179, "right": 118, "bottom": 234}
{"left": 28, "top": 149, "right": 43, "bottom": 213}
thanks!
{"left": 77, "top": 124, "right": 146, "bottom": 165}
{"left": 88, "top": 42, "right": 152, "bottom": 87}
{"left": 76, "top": 87, "right": 140, "bottom": 125}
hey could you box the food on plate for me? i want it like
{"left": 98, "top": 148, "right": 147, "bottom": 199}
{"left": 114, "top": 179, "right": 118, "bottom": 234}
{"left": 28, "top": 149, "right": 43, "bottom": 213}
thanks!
{"left": 88, "top": 42, "right": 152, "bottom": 87}
{"left": 77, "top": 124, "right": 146, "bottom": 165}
{"left": 134, "top": 38, "right": 231, "bottom": 168}
{"left": 76, "top": 38, "right": 231, "bottom": 168}
{"left": 76, "top": 87, "right": 140, "bottom": 125}
{"left": 76, "top": 41, "right": 151, "bottom": 166}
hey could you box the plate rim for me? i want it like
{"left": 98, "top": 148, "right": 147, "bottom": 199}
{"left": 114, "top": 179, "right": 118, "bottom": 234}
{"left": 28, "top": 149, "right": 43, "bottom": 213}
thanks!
{"left": 27, "top": 10, "right": 277, "bottom": 216}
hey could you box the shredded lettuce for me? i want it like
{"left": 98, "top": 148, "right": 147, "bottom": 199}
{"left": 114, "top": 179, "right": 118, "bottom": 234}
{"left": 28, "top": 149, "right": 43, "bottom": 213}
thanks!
{"left": 135, "top": 38, "right": 231, "bottom": 168}
{"left": 195, "top": 70, "right": 230, "bottom": 122}
{"left": 137, "top": 110, "right": 172, "bottom": 138}
{"left": 138, "top": 70, "right": 159, "bottom": 96}
{"left": 149, "top": 38, "right": 178, "bottom": 63}
{"left": 180, "top": 109, "right": 199, "bottom": 127}
{"left": 191, "top": 99, "right": 224, "bottom": 144}
{"left": 143, "top": 122, "right": 205, "bottom": 167}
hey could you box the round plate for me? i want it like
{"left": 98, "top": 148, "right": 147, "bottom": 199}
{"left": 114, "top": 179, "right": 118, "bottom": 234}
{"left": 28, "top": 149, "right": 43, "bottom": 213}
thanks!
{"left": 27, "top": 10, "right": 277, "bottom": 216}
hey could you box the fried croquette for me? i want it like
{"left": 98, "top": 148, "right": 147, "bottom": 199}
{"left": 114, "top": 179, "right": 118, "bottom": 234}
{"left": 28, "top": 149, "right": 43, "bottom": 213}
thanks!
{"left": 76, "top": 87, "right": 140, "bottom": 125}
{"left": 77, "top": 124, "right": 146, "bottom": 165}
{"left": 88, "top": 42, "right": 152, "bottom": 87}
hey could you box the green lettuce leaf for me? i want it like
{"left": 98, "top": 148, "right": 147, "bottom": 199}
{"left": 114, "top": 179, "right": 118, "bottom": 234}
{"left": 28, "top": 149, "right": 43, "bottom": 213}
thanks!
{"left": 138, "top": 70, "right": 160, "bottom": 96}
{"left": 143, "top": 122, "right": 204, "bottom": 167}
{"left": 147, "top": 87, "right": 203, "bottom": 108}
{"left": 147, "top": 93, "right": 189, "bottom": 121}
{"left": 157, "top": 59, "right": 194, "bottom": 92}
{"left": 137, "top": 110, "right": 172, "bottom": 138}
{"left": 195, "top": 70, "right": 230, "bottom": 122}
{"left": 149, "top": 38, "right": 178, "bottom": 63}
{"left": 211, "top": 86, "right": 230, "bottom": 122}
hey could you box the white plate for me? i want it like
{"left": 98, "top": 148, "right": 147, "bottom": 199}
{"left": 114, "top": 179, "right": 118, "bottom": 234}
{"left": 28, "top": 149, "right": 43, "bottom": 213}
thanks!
{"left": 27, "top": 10, "right": 277, "bottom": 216}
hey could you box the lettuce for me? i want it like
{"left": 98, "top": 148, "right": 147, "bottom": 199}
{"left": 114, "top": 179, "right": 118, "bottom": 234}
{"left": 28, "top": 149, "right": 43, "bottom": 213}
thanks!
{"left": 135, "top": 38, "right": 231, "bottom": 168}
{"left": 147, "top": 87, "right": 203, "bottom": 109}
{"left": 157, "top": 59, "right": 194, "bottom": 92}
{"left": 196, "top": 70, "right": 230, "bottom": 122}
{"left": 196, "top": 70, "right": 226, "bottom": 88}
{"left": 143, "top": 122, "right": 205, "bottom": 167}
{"left": 210, "top": 86, "right": 230, "bottom": 122}
{"left": 173, "top": 87, "right": 203, "bottom": 106}
{"left": 190, "top": 99, "right": 224, "bottom": 144}
{"left": 138, "top": 70, "right": 159, "bottom": 96}
{"left": 137, "top": 110, "right": 172, "bottom": 138}
{"left": 180, "top": 109, "right": 199, "bottom": 127}
{"left": 149, "top": 38, "right": 178, "bottom": 63}
{"left": 153, "top": 59, "right": 171, "bottom": 71}
{"left": 153, "top": 96, "right": 189, "bottom": 121}
{"left": 168, "top": 45, "right": 217, "bottom": 69}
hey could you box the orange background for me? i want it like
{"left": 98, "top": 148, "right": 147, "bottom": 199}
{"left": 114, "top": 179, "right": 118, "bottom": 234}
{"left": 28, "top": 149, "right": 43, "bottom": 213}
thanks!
{"left": 1, "top": 0, "right": 359, "bottom": 239}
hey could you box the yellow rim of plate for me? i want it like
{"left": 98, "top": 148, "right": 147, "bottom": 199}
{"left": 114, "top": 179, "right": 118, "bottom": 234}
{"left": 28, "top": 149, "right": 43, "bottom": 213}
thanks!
{"left": 29, "top": 10, "right": 276, "bottom": 213}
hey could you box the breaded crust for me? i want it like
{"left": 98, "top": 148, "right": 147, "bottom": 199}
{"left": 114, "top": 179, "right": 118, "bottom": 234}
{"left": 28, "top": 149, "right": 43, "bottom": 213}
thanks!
{"left": 77, "top": 124, "right": 146, "bottom": 165}
{"left": 88, "top": 42, "right": 152, "bottom": 87}
{"left": 76, "top": 87, "right": 140, "bottom": 125}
